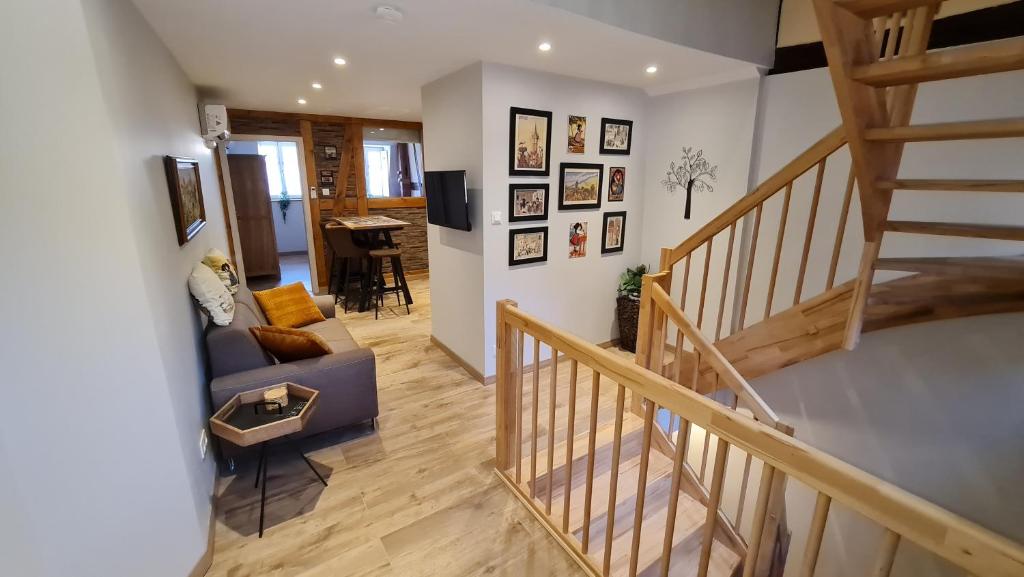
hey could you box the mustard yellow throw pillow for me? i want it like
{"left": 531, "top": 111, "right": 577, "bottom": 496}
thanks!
{"left": 248, "top": 325, "right": 331, "bottom": 362}
{"left": 252, "top": 282, "right": 325, "bottom": 328}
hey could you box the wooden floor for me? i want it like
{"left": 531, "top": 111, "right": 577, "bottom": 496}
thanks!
{"left": 207, "top": 278, "right": 590, "bottom": 577}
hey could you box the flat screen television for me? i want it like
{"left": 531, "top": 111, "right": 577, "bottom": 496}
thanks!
{"left": 425, "top": 170, "right": 471, "bottom": 231}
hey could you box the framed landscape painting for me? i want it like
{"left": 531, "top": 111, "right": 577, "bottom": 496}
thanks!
{"left": 163, "top": 156, "right": 206, "bottom": 246}
{"left": 509, "top": 183, "right": 549, "bottom": 222}
{"left": 509, "top": 226, "right": 548, "bottom": 266}
{"left": 509, "top": 107, "right": 552, "bottom": 176}
{"left": 602, "top": 211, "right": 627, "bottom": 254}
{"left": 600, "top": 118, "right": 633, "bottom": 155}
{"left": 558, "top": 163, "right": 603, "bottom": 210}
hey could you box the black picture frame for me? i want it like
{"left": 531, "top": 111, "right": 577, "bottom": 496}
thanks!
{"left": 601, "top": 211, "right": 627, "bottom": 254}
{"left": 558, "top": 162, "right": 603, "bottom": 211}
{"left": 323, "top": 145, "right": 338, "bottom": 159}
{"left": 508, "top": 183, "right": 549, "bottom": 222}
{"left": 319, "top": 169, "right": 334, "bottom": 186}
{"left": 509, "top": 226, "right": 548, "bottom": 266}
{"left": 509, "top": 107, "right": 553, "bottom": 177}
{"left": 599, "top": 118, "right": 633, "bottom": 155}
{"left": 163, "top": 155, "right": 207, "bottom": 246}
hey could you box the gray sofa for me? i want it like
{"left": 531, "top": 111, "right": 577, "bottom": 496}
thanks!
{"left": 206, "top": 288, "right": 378, "bottom": 460}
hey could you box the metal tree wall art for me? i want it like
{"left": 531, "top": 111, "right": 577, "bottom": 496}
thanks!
{"left": 661, "top": 147, "right": 718, "bottom": 220}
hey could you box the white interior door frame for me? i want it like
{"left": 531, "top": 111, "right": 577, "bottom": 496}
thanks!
{"left": 219, "top": 134, "right": 320, "bottom": 292}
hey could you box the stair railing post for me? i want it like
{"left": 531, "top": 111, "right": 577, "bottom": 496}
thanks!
{"left": 755, "top": 421, "right": 795, "bottom": 577}
{"left": 632, "top": 260, "right": 671, "bottom": 415}
{"left": 495, "top": 299, "right": 518, "bottom": 471}
{"left": 843, "top": 240, "right": 880, "bottom": 350}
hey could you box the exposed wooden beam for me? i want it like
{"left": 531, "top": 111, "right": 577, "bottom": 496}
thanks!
{"left": 299, "top": 119, "right": 328, "bottom": 291}
{"left": 851, "top": 37, "right": 1024, "bottom": 87}
{"left": 833, "top": 0, "right": 942, "bottom": 18}
{"left": 884, "top": 220, "right": 1024, "bottom": 240}
{"left": 865, "top": 118, "right": 1024, "bottom": 142}
{"left": 876, "top": 179, "right": 1024, "bottom": 193}
{"left": 228, "top": 107, "right": 422, "bottom": 130}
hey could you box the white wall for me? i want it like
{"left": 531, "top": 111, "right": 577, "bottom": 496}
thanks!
{"left": 0, "top": 0, "right": 218, "bottom": 574}
{"left": 271, "top": 199, "right": 308, "bottom": 253}
{"left": 422, "top": 63, "right": 487, "bottom": 374}
{"left": 481, "top": 63, "right": 649, "bottom": 376}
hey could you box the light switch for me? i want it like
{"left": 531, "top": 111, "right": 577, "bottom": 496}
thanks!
{"left": 491, "top": 211, "right": 503, "bottom": 225}
{"left": 309, "top": 186, "right": 317, "bottom": 198}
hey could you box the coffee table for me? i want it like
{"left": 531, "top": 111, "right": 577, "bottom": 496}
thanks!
{"left": 209, "top": 383, "right": 328, "bottom": 537}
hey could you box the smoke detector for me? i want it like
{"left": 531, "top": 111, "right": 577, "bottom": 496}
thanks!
{"left": 375, "top": 5, "right": 404, "bottom": 23}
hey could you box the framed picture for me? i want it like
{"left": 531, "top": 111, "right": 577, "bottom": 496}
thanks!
{"left": 509, "top": 183, "right": 549, "bottom": 222}
{"left": 567, "top": 115, "right": 587, "bottom": 154}
{"left": 569, "top": 221, "right": 588, "bottom": 259}
{"left": 600, "top": 118, "right": 633, "bottom": 155}
{"left": 323, "top": 145, "right": 338, "bottom": 159}
{"left": 558, "top": 163, "right": 603, "bottom": 210}
{"left": 163, "top": 156, "right": 206, "bottom": 246}
{"left": 602, "top": 212, "right": 627, "bottom": 254}
{"left": 509, "top": 226, "right": 548, "bottom": 266}
{"left": 608, "top": 166, "right": 625, "bottom": 202}
{"left": 509, "top": 107, "right": 552, "bottom": 176}
{"left": 319, "top": 169, "right": 335, "bottom": 186}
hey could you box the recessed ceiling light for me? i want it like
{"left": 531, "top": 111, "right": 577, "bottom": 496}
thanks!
{"left": 379, "top": 127, "right": 385, "bottom": 131}
{"left": 333, "top": 57, "right": 347, "bottom": 66}
{"left": 311, "top": 82, "right": 322, "bottom": 90}
{"left": 645, "top": 65, "right": 658, "bottom": 74}
{"left": 297, "top": 98, "right": 307, "bottom": 105}
{"left": 538, "top": 42, "right": 552, "bottom": 52}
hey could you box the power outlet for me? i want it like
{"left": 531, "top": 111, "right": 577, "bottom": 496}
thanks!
{"left": 199, "top": 428, "right": 209, "bottom": 460}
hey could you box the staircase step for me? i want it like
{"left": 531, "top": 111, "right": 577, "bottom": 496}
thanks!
{"left": 864, "top": 119, "right": 1024, "bottom": 142}
{"left": 884, "top": 221, "right": 1024, "bottom": 241}
{"left": 851, "top": 37, "right": 1024, "bottom": 86}
{"left": 833, "top": 0, "right": 942, "bottom": 18}
{"left": 876, "top": 179, "right": 1024, "bottom": 193}
{"left": 875, "top": 256, "right": 1024, "bottom": 279}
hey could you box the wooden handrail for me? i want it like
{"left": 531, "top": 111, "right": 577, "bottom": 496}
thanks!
{"left": 496, "top": 300, "right": 1024, "bottom": 577}
{"left": 666, "top": 126, "right": 846, "bottom": 267}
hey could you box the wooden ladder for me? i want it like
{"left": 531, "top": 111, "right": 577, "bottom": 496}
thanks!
{"left": 813, "top": 0, "right": 1024, "bottom": 349}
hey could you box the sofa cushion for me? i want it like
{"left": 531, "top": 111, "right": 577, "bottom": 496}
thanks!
{"left": 303, "top": 318, "right": 360, "bottom": 353}
{"left": 253, "top": 282, "right": 325, "bottom": 328}
{"left": 249, "top": 325, "right": 331, "bottom": 362}
{"left": 206, "top": 295, "right": 275, "bottom": 378}
{"left": 189, "top": 262, "right": 234, "bottom": 326}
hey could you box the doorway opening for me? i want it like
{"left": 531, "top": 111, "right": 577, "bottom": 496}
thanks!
{"left": 225, "top": 137, "right": 316, "bottom": 292}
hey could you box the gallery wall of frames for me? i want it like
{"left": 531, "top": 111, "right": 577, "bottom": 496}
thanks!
{"left": 508, "top": 106, "right": 632, "bottom": 267}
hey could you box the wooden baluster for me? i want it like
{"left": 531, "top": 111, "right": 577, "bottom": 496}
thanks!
{"left": 734, "top": 453, "right": 754, "bottom": 529}
{"left": 884, "top": 12, "right": 904, "bottom": 62}
{"left": 659, "top": 412, "right": 691, "bottom": 577}
{"left": 603, "top": 385, "right": 627, "bottom": 576}
{"left": 628, "top": 399, "right": 657, "bottom": 577}
{"left": 530, "top": 338, "right": 540, "bottom": 498}
{"left": 794, "top": 159, "right": 826, "bottom": 305}
{"left": 697, "top": 438, "right": 731, "bottom": 577}
{"left": 871, "top": 530, "right": 901, "bottom": 577}
{"left": 827, "top": 168, "right": 856, "bottom": 290}
{"left": 742, "top": 464, "right": 777, "bottom": 577}
{"left": 799, "top": 493, "right": 832, "bottom": 577}
{"left": 738, "top": 203, "right": 763, "bottom": 330}
{"left": 764, "top": 183, "right": 792, "bottom": 320}
{"left": 545, "top": 348, "right": 559, "bottom": 514}
{"left": 582, "top": 372, "right": 601, "bottom": 554}
{"left": 715, "top": 223, "right": 737, "bottom": 341}
{"left": 675, "top": 255, "right": 692, "bottom": 387}
{"left": 515, "top": 329, "right": 525, "bottom": 483}
{"left": 699, "top": 426, "right": 712, "bottom": 484}
{"left": 680, "top": 253, "right": 692, "bottom": 311}
{"left": 697, "top": 239, "right": 713, "bottom": 331}
{"left": 562, "top": 359, "right": 579, "bottom": 533}
{"left": 872, "top": 17, "right": 886, "bottom": 58}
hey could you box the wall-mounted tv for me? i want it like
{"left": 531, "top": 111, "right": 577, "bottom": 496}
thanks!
{"left": 425, "top": 170, "right": 471, "bottom": 231}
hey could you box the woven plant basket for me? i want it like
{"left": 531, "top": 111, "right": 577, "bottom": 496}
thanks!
{"left": 616, "top": 295, "right": 641, "bottom": 353}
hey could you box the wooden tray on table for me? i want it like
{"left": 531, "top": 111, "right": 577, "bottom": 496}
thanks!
{"left": 209, "top": 383, "right": 318, "bottom": 447}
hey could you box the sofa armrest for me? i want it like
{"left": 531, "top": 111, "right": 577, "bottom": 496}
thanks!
{"left": 313, "top": 295, "right": 337, "bottom": 319}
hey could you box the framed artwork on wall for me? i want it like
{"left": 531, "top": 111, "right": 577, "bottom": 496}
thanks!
{"left": 567, "top": 115, "right": 586, "bottom": 154}
{"left": 509, "top": 107, "right": 552, "bottom": 176}
{"left": 602, "top": 211, "right": 627, "bottom": 254}
{"left": 323, "top": 145, "right": 338, "bottom": 159}
{"left": 607, "top": 166, "right": 625, "bottom": 202}
{"left": 509, "top": 226, "right": 548, "bottom": 266}
{"left": 558, "top": 162, "right": 603, "bottom": 210}
{"left": 319, "top": 169, "right": 335, "bottom": 187}
{"left": 569, "top": 221, "right": 588, "bottom": 259}
{"left": 599, "top": 118, "right": 633, "bottom": 155}
{"left": 509, "top": 183, "right": 549, "bottom": 222}
{"left": 163, "top": 155, "right": 207, "bottom": 246}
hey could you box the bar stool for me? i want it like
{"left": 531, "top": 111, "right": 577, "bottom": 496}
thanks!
{"left": 323, "top": 222, "right": 369, "bottom": 313}
{"left": 367, "top": 247, "right": 411, "bottom": 319}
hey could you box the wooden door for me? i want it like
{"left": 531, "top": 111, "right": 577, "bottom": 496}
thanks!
{"left": 228, "top": 154, "right": 280, "bottom": 278}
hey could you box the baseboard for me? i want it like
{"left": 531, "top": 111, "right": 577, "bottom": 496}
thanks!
{"left": 430, "top": 335, "right": 486, "bottom": 384}
{"left": 188, "top": 501, "right": 216, "bottom": 577}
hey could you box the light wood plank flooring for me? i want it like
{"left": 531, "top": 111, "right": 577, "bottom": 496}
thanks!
{"left": 207, "top": 278, "right": 589, "bottom": 577}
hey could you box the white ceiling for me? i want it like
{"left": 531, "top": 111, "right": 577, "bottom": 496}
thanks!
{"left": 132, "top": 0, "right": 759, "bottom": 121}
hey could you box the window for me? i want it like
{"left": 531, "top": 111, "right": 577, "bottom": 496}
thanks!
{"left": 257, "top": 141, "right": 302, "bottom": 199}
{"left": 364, "top": 144, "right": 392, "bottom": 198}
{"left": 363, "top": 126, "right": 425, "bottom": 199}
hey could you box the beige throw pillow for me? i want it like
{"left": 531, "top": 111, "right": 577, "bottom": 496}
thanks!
{"left": 188, "top": 262, "right": 235, "bottom": 326}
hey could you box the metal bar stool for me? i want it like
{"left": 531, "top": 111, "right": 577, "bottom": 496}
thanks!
{"left": 367, "top": 247, "right": 411, "bottom": 319}
{"left": 323, "top": 222, "right": 369, "bottom": 313}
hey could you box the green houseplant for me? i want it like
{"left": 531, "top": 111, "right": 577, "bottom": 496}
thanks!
{"left": 616, "top": 264, "right": 647, "bottom": 352}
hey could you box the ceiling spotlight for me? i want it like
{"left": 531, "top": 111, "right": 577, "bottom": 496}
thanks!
{"left": 333, "top": 57, "right": 347, "bottom": 66}
{"left": 311, "top": 82, "right": 322, "bottom": 90}
{"left": 538, "top": 42, "right": 552, "bottom": 52}
{"left": 297, "top": 98, "right": 307, "bottom": 105}
{"left": 645, "top": 65, "right": 658, "bottom": 74}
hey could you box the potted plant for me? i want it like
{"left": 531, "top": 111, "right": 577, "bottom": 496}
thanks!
{"left": 616, "top": 264, "right": 647, "bottom": 353}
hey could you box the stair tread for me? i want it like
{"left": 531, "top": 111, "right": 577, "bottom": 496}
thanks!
{"left": 864, "top": 118, "right": 1024, "bottom": 142}
{"left": 884, "top": 220, "right": 1024, "bottom": 241}
{"left": 875, "top": 256, "right": 1024, "bottom": 278}
{"left": 833, "top": 0, "right": 942, "bottom": 18}
{"left": 876, "top": 179, "right": 1024, "bottom": 193}
{"left": 851, "top": 37, "right": 1024, "bottom": 86}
